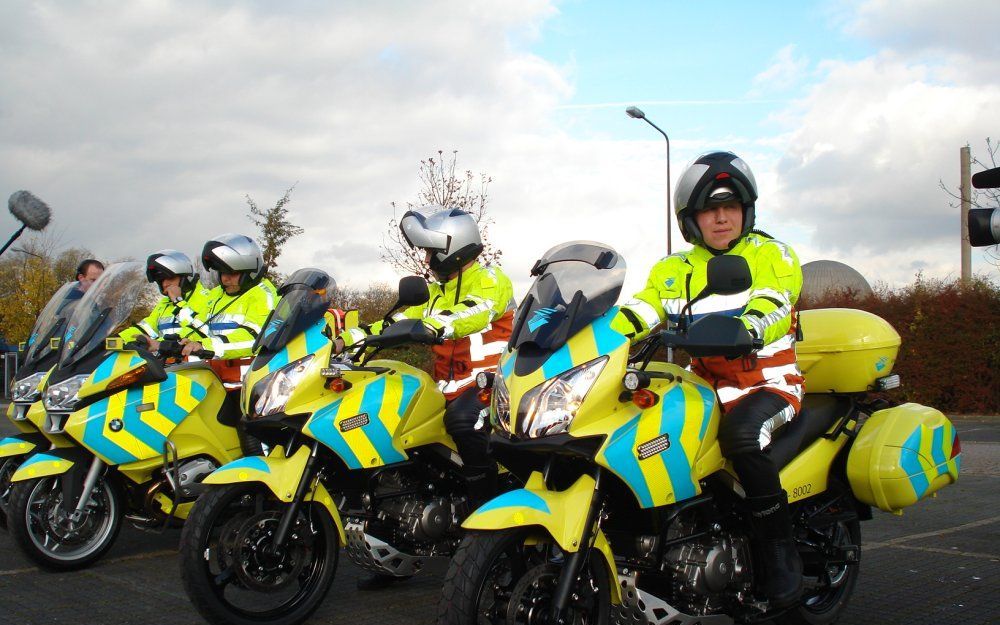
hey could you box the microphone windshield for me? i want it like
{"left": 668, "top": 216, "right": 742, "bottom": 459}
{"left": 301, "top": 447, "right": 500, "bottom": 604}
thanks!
{"left": 8, "top": 191, "right": 51, "bottom": 231}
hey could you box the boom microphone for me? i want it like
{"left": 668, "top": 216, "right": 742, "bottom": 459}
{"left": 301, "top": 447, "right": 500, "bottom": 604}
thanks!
{"left": 8, "top": 190, "right": 51, "bottom": 230}
{"left": 971, "top": 166, "right": 1000, "bottom": 190}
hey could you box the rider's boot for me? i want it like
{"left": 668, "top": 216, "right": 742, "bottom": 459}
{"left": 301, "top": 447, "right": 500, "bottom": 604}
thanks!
{"left": 465, "top": 463, "right": 498, "bottom": 511}
{"left": 747, "top": 491, "right": 803, "bottom": 609}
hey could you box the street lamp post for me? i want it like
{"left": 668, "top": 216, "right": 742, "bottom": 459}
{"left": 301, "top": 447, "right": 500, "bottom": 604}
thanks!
{"left": 626, "top": 106, "right": 672, "bottom": 254}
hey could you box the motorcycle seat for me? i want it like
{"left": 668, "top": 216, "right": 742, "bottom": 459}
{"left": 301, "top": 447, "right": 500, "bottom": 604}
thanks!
{"left": 768, "top": 393, "right": 853, "bottom": 470}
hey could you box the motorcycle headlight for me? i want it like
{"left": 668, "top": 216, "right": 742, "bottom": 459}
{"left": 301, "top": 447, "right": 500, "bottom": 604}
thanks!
{"left": 491, "top": 371, "right": 512, "bottom": 435}
{"left": 43, "top": 374, "right": 89, "bottom": 412}
{"left": 12, "top": 372, "right": 47, "bottom": 402}
{"left": 251, "top": 355, "right": 315, "bottom": 418}
{"left": 515, "top": 356, "right": 608, "bottom": 439}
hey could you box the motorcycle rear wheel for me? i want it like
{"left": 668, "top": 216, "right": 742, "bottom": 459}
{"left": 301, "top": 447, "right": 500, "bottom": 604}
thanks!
{"left": 179, "top": 482, "right": 339, "bottom": 625}
{"left": 437, "top": 529, "right": 611, "bottom": 625}
{"left": 8, "top": 475, "right": 123, "bottom": 570}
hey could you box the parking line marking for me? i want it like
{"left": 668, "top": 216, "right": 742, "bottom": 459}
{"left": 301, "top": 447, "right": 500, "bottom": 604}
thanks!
{"left": 866, "top": 515, "right": 1000, "bottom": 550}
{"left": 887, "top": 544, "right": 999, "bottom": 560}
{"left": 0, "top": 548, "right": 175, "bottom": 576}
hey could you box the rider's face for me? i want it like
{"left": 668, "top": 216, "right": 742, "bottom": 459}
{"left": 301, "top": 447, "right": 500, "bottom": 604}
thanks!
{"left": 220, "top": 272, "right": 241, "bottom": 294}
{"left": 160, "top": 276, "right": 181, "bottom": 291}
{"left": 696, "top": 201, "right": 744, "bottom": 251}
{"left": 77, "top": 265, "right": 103, "bottom": 292}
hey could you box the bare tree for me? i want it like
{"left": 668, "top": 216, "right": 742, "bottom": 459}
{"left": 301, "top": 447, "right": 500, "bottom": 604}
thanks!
{"left": 939, "top": 138, "right": 1000, "bottom": 267}
{"left": 380, "top": 150, "right": 501, "bottom": 276}
{"left": 247, "top": 184, "right": 305, "bottom": 285}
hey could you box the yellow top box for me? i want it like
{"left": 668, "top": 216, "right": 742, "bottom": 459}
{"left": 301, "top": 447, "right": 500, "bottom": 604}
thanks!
{"left": 796, "top": 308, "right": 901, "bottom": 393}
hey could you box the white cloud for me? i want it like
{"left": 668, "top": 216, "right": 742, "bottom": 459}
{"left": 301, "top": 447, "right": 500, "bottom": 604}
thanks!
{"left": 750, "top": 45, "right": 809, "bottom": 95}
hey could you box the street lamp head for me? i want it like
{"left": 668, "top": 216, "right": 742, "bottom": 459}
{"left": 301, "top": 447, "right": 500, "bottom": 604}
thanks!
{"left": 625, "top": 106, "right": 645, "bottom": 120}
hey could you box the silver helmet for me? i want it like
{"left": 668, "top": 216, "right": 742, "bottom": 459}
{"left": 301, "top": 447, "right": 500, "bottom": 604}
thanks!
{"left": 146, "top": 249, "right": 198, "bottom": 296}
{"left": 399, "top": 206, "right": 483, "bottom": 280}
{"left": 673, "top": 151, "right": 758, "bottom": 248}
{"left": 201, "top": 233, "right": 265, "bottom": 293}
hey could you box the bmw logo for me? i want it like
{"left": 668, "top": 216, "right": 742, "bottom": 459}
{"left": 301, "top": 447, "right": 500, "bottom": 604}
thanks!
{"left": 109, "top": 419, "right": 123, "bottom": 432}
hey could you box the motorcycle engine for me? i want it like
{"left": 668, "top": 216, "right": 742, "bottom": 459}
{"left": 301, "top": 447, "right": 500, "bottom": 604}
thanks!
{"left": 367, "top": 469, "right": 463, "bottom": 548}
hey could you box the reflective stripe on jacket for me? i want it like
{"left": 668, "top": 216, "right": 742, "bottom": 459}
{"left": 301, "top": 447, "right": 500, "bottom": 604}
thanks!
{"left": 340, "top": 263, "right": 516, "bottom": 399}
{"left": 613, "top": 232, "right": 805, "bottom": 411}
{"left": 182, "top": 279, "right": 278, "bottom": 360}
{"left": 119, "top": 281, "right": 215, "bottom": 342}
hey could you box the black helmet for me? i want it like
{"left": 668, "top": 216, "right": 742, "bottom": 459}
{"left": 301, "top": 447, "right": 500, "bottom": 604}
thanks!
{"left": 146, "top": 249, "right": 198, "bottom": 297}
{"left": 673, "top": 151, "right": 758, "bottom": 247}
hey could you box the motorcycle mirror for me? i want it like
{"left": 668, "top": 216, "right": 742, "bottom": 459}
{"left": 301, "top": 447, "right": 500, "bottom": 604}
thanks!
{"left": 395, "top": 276, "right": 430, "bottom": 308}
{"left": 677, "top": 256, "right": 753, "bottom": 328}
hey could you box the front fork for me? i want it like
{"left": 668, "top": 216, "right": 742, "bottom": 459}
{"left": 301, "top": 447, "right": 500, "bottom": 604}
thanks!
{"left": 551, "top": 467, "right": 604, "bottom": 623}
{"left": 66, "top": 456, "right": 106, "bottom": 523}
{"left": 270, "top": 440, "right": 321, "bottom": 551}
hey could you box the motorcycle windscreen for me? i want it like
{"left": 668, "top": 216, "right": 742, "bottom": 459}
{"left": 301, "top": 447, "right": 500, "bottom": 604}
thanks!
{"left": 59, "top": 262, "right": 154, "bottom": 368}
{"left": 510, "top": 241, "right": 625, "bottom": 376}
{"left": 20, "top": 282, "right": 82, "bottom": 371}
{"left": 255, "top": 271, "right": 334, "bottom": 354}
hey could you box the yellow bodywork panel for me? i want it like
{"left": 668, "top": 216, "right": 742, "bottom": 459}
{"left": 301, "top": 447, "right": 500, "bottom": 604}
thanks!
{"left": 0, "top": 435, "right": 38, "bottom": 458}
{"left": 204, "top": 445, "right": 347, "bottom": 545}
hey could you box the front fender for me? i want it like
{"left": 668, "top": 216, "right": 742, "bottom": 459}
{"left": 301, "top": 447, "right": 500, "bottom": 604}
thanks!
{"left": 0, "top": 432, "right": 50, "bottom": 458}
{"left": 11, "top": 447, "right": 92, "bottom": 482}
{"left": 463, "top": 472, "right": 622, "bottom": 604}
{"left": 204, "top": 445, "right": 346, "bottom": 546}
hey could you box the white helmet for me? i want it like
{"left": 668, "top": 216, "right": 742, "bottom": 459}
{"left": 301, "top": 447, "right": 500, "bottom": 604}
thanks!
{"left": 201, "top": 233, "right": 265, "bottom": 293}
{"left": 145, "top": 249, "right": 198, "bottom": 296}
{"left": 399, "top": 206, "right": 483, "bottom": 280}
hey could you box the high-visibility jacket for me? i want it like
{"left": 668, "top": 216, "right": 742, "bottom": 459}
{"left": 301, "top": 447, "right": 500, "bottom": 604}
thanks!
{"left": 612, "top": 232, "right": 804, "bottom": 412}
{"left": 341, "top": 262, "right": 516, "bottom": 399}
{"left": 119, "top": 281, "right": 215, "bottom": 343}
{"left": 180, "top": 279, "right": 278, "bottom": 360}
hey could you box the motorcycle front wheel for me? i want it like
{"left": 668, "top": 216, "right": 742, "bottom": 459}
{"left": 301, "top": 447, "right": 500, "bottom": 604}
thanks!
{"left": 0, "top": 456, "right": 24, "bottom": 530}
{"left": 7, "top": 474, "right": 123, "bottom": 570}
{"left": 437, "top": 529, "right": 611, "bottom": 625}
{"left": 179, "top": 482, "right": 339, "bottom": 625}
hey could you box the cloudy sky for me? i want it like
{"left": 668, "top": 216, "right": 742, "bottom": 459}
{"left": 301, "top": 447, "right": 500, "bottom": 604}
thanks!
{"left": 1, "top": 0, "right": 997, "bottom": 298}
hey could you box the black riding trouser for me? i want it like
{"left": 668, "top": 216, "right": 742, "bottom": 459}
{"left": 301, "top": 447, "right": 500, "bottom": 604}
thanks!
{"left": 717, "top": 390, "right": 797, "bottom": 497}
{"left": 443, "top": 385, "right": 493, "bottom": 473}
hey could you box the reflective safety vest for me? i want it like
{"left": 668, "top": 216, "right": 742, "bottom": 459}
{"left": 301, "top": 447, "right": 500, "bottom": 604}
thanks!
{"left": 120, "top": 281, "right": 215, "bottom": 342}
{"left": 613, "top": 232, "right": 804, "bottom": 414}
{"left": 341, "top": 262, "right": 516, "bottom": 400}
{"left": 181, "top": 279, "right": 278, "bottom": 361}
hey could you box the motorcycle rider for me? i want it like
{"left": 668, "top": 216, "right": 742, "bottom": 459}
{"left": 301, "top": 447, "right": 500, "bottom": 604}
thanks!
{"left": 178, "top": 234, "right": 277, "bottom": 368}
{"left": 119, "top": 250, "right": 215, "bottom": 352}
{"left": 611, "top": 151, "right": 804, "bottom": 608}
{"left": 335, "top": 206, "right": 515, "bottom": 589}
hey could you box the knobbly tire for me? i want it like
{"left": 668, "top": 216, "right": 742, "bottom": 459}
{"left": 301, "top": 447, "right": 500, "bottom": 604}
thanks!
{"left": 437, "top": 529, "right": 611, "bottom": 625}
{"left": 179, "top": 482, "right": 339, "bottom": 625}
{"left": 0, "top": 456, "right": 23, "bottom": 530}
{"left": 7, "top": 475, "right": 123, "bottom": 571}
{"left": 776, "top": 482, "right": 862, "bottom": 625}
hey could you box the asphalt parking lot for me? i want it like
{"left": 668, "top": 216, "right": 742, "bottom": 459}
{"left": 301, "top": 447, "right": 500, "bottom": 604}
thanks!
{"left": 0, "top": 411, "right": 996, "bottom": 625}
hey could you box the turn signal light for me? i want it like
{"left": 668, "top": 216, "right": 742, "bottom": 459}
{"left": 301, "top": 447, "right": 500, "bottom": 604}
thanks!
{"left": 631, "top": 389, "right": 659, "bottom": 409}
{"left": 106, "top": 365, "right": 148, "bottom": 392}
{"left": 950, "top": 433, "right": 961, "bottom": 458}
{"left": 327, "top": 377, "right": 352, "bottom": 393}
{"left": 477, "top": 387, "right": 492, "bottom": 404}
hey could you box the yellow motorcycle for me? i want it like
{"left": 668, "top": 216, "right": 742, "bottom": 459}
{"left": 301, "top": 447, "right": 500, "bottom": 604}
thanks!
{"left": 7, "top": 262, "right": 246, "bottom": 570}
{"left": 437, "top": 242, "right": 961, "bottom": 625}
{"left": 1, "top": 281, "right": 83, "bottom": 527}
{"left": 179, "top": 269, "right": 508, "bottom": 625}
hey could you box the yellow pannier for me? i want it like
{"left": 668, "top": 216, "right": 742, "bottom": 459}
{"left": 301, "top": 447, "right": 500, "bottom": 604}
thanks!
{"left": 796, "top": 308, "right": 900, "bottom": 393}
{"left": 846, "top": 403, "right": 960, "bottom": 512}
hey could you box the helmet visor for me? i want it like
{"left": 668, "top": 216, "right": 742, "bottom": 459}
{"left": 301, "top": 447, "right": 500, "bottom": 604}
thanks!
{"left": 400, "top": 211, "right": 450, "bottom": 252}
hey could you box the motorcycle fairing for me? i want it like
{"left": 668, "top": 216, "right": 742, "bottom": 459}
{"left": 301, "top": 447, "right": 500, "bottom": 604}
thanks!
{"left": 6, "top": 402, "right": 35, "bottom": 434}
{"left": 77, "top": 351, "right": 149, "bottom": 400}
{"left": 500, "top": 307, "right": 630, "bottom": 437}
{"left": 301, "top": 373, "right": 424, "bottom": 469}
{"left": 205, "top": 445, "right": 347, "bottom": 544}
{"left": 462, "top": 471, "right": 622, "bottom": 604}
{"left": 65, "top": 371, "right": 208, "bottom": 465}
{"left": 243, "top": 317, "right": 330, "bottom": 414}
{"left": 585, "top": 374, "right": 721, "bottom": 509}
